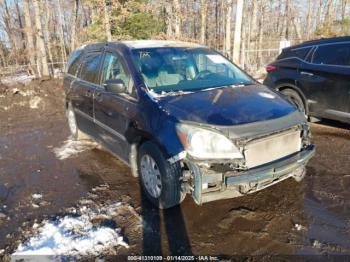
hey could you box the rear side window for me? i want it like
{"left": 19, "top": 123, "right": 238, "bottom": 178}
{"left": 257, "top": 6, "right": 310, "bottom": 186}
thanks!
{"left": 312, "top": 43, "right": 350, "bottom": 66}
{"left": 67, "top": 50, "right": 83, "bottom": 75}
{"left": 79, "top": 52, "right": 102, "bottom": 84}
{"left": 277, "top": 47, "right": 311, "bottom": 60}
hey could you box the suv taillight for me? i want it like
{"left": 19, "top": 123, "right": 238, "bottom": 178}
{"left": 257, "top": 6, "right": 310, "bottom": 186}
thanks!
{"left": 265, "top": 65, "right": 277, "bottom": 72}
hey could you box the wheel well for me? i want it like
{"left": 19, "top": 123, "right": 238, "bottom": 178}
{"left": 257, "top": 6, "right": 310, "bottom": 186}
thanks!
{"left": 277, "top": 84, "right": 309, "bottom": 114}
{"left": 129, "top": 136, "right": 148, "bottom": 178}
{"left": 129, "top": 136, "right": 167, "bottom": 178}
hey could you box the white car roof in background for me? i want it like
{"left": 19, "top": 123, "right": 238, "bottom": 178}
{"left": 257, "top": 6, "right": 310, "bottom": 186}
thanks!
{"left": 119, "top": 40, "right": 204, "bottom": 49}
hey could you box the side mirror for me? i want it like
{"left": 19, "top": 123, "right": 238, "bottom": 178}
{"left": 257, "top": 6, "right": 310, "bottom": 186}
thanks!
{"left": 104, "top": 79, "right": 126, "bottom": 94}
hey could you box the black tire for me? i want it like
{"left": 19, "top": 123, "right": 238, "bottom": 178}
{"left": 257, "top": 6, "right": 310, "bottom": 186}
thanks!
{"left": 281, "top": 88, "right": 306, "bottom": 114}
{"left": 138, "top": 141, "right": 185, "bottom": 209}
{"left": 66, "top": 103, "right": 89, "bottom": 141}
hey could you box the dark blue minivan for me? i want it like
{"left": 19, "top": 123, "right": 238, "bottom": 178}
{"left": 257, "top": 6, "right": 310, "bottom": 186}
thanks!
{"left": 64, "top": 40, "right": 315, "bottom": 208}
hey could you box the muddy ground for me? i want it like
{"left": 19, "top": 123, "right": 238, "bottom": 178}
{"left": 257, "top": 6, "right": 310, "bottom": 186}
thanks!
{"left": 0, "top": 79, "right": 349, "bottom": 259}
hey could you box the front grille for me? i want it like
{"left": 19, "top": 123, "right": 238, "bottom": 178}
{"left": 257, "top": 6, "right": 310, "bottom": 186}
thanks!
{"left": 244, "top": 129, "right": 302, "bottom": 168}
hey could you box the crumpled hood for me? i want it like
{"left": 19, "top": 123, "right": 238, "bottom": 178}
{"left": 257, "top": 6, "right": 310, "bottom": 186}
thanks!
{"left": 157, "top": 85, "right": 297, "bottom": 126}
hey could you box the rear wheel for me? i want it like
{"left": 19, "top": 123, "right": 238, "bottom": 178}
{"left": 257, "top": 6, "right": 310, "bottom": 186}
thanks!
{"left": 66, "top": 103, "right": 89, "bottom": 141}
{"left": 281, "top": 88, "right": 306, "bottom": 114}
{"left": 138, "top": 141, "right": 186, "bottom": 209}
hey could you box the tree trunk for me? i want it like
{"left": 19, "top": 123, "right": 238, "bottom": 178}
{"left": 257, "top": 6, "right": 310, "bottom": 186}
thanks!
{"left": 57, "top": 0, "right": 67, "bottom": 63}
{"left": 225, "top": 0, "right": 232, "bottom": 58}
{"left": 15, "top": 0, "right": 26, "bottom": 51}
{"left": 233, "top": 0, "right": 244, "bottom": 64}
{"left": 102, "top": 0, "right": 112, "bottom": 41}
{"left": 306, "top": 0, "right": 312, "bottom": 39}
{"left": 33, "top": 0, "right": 50, "bottom": 77}
{"left": 324, "top": 0, "right": 334, "bottom": 27}
{"left": 200, "top": 0, "right": 207, "bottom": 44}
{"left": 250, "top": 0, "right": 258, "bottom": 45}
{"left": 174, "top": 0, "right": 181, "bottom": 38}
{"left": 43, "top": 0, "right": 54, "bottom": 74}
{"left": 316, "top": 0, "right": 322, "bottom": 28}
{"left": 257, "top": 0, "right": 264, "bottom": 66}
{"left": 282, "top": 0, "right": 290, "bottom": 39}
{"left": 71, "top": 0, "right": 80, "bottom": 51}
{"left": 3, "top": 0, "right": 18, "bottom": 65}
{"left": 165, "top": 0, "right": 173, "bottom": 36}
{"left": 23, "top": 0, "right": 37, "bottom": 76}
{"left": 341, "top": 0, "right": 349, "bottom": 20}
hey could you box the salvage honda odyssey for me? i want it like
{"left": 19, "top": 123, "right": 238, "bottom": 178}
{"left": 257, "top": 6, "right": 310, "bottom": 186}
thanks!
{"left": 64, "top": 40, "right": 315, "bottom": 208}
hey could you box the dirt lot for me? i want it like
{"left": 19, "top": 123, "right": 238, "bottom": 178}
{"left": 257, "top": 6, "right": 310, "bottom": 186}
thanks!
{"left": 0, "top": 79, "right": 349, "bottom": 259}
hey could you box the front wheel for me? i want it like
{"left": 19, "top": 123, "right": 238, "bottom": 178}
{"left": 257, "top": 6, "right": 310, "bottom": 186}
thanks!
{"left": 138, "top": 141, "right": 186, "bottom": 209}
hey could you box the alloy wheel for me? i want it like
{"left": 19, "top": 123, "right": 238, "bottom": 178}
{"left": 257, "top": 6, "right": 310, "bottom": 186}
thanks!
{"left": 140, "top": 154, "right": 162, "bottom": 198}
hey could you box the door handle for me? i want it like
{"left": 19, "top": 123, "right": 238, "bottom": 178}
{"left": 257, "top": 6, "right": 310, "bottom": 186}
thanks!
{"left": 300, "top": 71, "right": 314, "bottom": 76}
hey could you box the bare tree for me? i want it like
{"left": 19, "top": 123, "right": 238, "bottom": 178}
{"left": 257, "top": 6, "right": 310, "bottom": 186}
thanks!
{"left": 23, "top": 0, "right": 37, "bottom": 75}
{"left": 2, "top": 0, "right": 18, "bottom": 65}
{"left": 341, "top": 0, "right": 349, "bottom": 19}
{"left": 174, "top": 0, "right": 181, "bottom": 37}
{"left": 43, "top": 0, "right": 54, "bottom": 74}
{"left": 15, "top": 0, "right": 26, "bottom": 51}
{"left": 33, "top": 0, "right": 49, "bottom": 77}
{"left": 57, "top": 0, "right": 67, "bottom": 63}
{"left": 200, "top": 0, "right": 208, "bottom": 44}
{"left": 71, "top": 0, "right": 80, "bottom": 51}
{"left": 225, "top": 0, "right": 232, "bottom": 58}
{"left": 233, "top": 0, "right": 244, "bottom": 64}
{"left": 102, "top": 0, "right": 112, "bottom": 41}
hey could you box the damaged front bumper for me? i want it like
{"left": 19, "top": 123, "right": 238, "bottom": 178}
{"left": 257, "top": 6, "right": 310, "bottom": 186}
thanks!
{"left": 185, "top": 145, "right": 315, "bottom": 205}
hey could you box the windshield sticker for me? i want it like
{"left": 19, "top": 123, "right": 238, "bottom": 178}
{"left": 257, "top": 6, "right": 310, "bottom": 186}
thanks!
{"left": 206, "top": 55, "right": 229, "bottom": 64}
{"left": 139, "top": 51, "right": 151, "bottom": 59}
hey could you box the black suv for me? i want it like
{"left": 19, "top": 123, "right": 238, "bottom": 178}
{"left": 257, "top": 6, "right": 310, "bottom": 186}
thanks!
{"left": 264, "top": 36, "right": 350, "bottom": 124}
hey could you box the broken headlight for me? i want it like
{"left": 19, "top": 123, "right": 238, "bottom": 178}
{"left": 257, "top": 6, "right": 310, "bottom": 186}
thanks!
{"left": 176, "top": 123, "right": 244, "bottom": 160}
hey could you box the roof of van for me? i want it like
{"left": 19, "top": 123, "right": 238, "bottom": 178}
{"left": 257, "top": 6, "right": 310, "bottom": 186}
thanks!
{"left": 79, "top": 40, "right": 204, "bottom": 51}
{"left": 119, "top": 40, "right": 204, "bottom": 49}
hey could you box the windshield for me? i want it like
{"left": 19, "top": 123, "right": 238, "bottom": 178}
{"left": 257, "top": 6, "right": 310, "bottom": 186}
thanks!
{"left": 131, "top": 47, "right": 254, "bottom": 93}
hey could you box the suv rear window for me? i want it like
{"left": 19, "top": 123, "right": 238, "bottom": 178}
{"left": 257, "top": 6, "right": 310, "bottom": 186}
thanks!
{"left": 278, "top": 47, "right": 311, "bottom": 60}
{"left": 312, "top": 43, "right": 350, "bottom": 66}
{"left": 79, "top": 52, "right": 102, "bottom": 84}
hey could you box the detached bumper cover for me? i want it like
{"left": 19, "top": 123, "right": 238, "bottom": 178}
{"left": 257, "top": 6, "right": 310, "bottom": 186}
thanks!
{"left": 193, "top": 145, "right": 315, "bottom": 204}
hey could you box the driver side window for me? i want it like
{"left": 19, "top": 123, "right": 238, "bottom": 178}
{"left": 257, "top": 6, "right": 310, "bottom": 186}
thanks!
{"left": 101, "top": 52, "right": 131, "bottom": 91}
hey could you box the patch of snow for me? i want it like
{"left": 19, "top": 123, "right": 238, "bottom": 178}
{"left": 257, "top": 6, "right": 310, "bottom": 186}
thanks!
{"left": 1, "top": 73, "right": 35, "bottom": 86}
{"left": 12, "top": 202, "right": 129, "bottom": 259}
{"left": 0, "top": 249, "right": 4, "bottom": 255}
{"left": 31, "top": 203, "right": 40, "bottom": 208}
{"left": 294, "top": 223, "right": 306, "bottom": 231}
{"left": 32, "top": 193, "right": 43, "bottom": 200}
{"left": 29, "top": 96, "right": 42, "bottom": 109}
{"left": 313, "top": 240, "right": 322, "bottom": 249}
{"left": 53, "top": 138, "right": 98, "bottom": 160}
{"left": 21, "top": 90, "right": 35, "bottom": 97}
{"left": 12, "top": 88, "right": 20, "bottom": 95}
